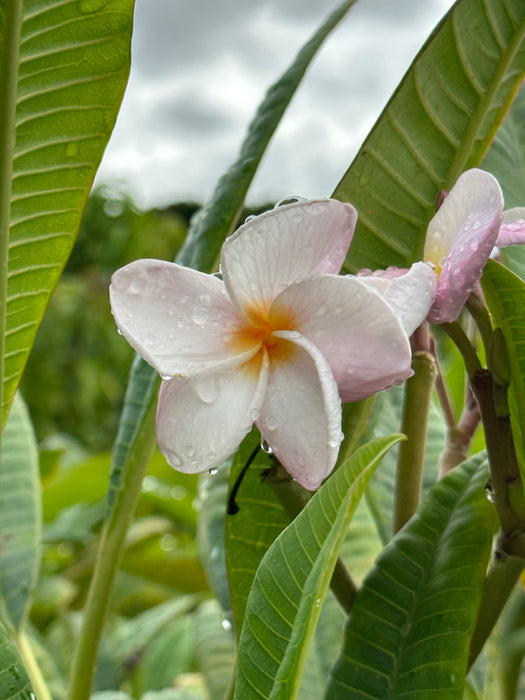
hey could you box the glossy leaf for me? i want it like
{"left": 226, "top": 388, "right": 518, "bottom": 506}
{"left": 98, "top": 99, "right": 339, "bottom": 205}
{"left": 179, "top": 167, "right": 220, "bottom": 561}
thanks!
{"left": 327, "top": 452, "right": 497, "bottom": 699}
{"left": 481, "top": 259, "right": 525, "bottom": 485}
{"left": 233, "top": 435, "right": 402, "bottom": 700}
{"left": 335, "top": 0, "right": 525, "bottom": 273}
{"left": 0, "top": 393, "right": 41, "bottom": 632}
{"left": 2, "top": 0, "right": 134, "bottom": 421}
{"left": 225, "top": 430, "right": 290, "bottom": 635}
{"left": 482, "top": 82, "right": 525, "bottom": 208}
{"left": 0, "top": 620, "right": 34, "bottom": 700}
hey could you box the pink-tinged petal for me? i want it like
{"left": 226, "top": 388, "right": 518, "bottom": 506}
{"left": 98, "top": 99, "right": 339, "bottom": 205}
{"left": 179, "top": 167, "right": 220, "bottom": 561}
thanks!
{"left": 156, "top": 350, "right": 269, "bottom": 474}
{"left": 256, "top": 332, "right": 341, "bottom": 490}
{"left": 425, "top": 169, "right": 503, "bottom": 323}
{"left": 110, "top": 259, "right": 260, "bottom": 377}
{"left": 269, "top": 274, "right": 413, "bottom": 404}
{"left": 221, "top": 199, "right": 357, "bottom": 324}
{"left": 496, "top": 207, "right": 525, "bottom": 247}
{"left": 424, "top": 169, "right": 503, "bottom": 271}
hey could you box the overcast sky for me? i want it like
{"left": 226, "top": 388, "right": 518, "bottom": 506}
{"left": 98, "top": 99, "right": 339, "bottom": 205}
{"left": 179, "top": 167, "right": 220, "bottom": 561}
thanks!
{"left": 95, "top": 0, "right": 456, "bottom": 209}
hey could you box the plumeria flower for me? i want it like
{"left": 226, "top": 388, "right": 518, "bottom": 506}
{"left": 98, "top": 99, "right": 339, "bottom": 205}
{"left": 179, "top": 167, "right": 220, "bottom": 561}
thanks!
{"left": 424, "top": 168, "right": 525, "bottom": 323}
{"left": 110, "top": 199, "right": 435, "bottom": 490}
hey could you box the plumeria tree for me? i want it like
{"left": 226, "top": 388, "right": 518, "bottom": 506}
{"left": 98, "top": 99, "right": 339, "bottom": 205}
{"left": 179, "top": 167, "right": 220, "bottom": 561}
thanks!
{"left": 2, "top": 1, "right": 525, "bottom": 699}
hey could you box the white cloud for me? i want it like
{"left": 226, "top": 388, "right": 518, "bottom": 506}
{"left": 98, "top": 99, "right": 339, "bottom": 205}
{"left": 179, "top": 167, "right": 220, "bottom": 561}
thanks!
{"left": 96, "top": 0, "right": 455, "bottom": 208}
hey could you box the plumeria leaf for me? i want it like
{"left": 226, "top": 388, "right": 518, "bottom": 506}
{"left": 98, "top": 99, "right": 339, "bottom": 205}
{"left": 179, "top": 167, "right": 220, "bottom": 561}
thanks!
{"left": 176, "top": 0, "right": 358, "bottom": 273}
{"left": 326, "top": 452, "right": 496, "bottom": 700}
{"left": 0, "top": 393, "right": 41, "bottom": 633}
{"left": 225, "top": 429, "right": 290, "bottom": 635}
{"left": 194, "top": 600, "right": 236, "bottom": 700}
{"left": 481, "top": 259, "right": 525, "bottom": 489}
{"left": 482, "top": 81, "right": 525, "bottom": 209}
{"left": 106, "top": 354, "right": 159, "bottom": 513}
{"left": 1, "top": 0, "right": 134, "bottom": 422}
{"left": 233, "top": 434, "right": 402, "bottom": 700}
{"left": 0, "top": 620, "right": 34, "bottom": 700}
{"left": 335, "top": 0, "right": 525, "bottom": 273}
{"left": 197, "top": 467, "right": 232, "bottom": 614}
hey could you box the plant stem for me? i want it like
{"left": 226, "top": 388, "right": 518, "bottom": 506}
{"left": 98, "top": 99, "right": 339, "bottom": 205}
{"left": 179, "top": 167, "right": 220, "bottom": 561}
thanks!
{"left": 441, "top": 322, "right": 482, "bottom": 379}
{"left": 0, "top": 0, "right": 22, "bottom": 430}
{"left": 468, "top": 553, "right": 524, "bottom": 670}
{"left": 68, "top": 394, "right": 157, "bottom": 700}
{"left": 16, "top": 632, "right": 52, "bottom": 700}
{"left": 392, "top": 350, "right": 437, "bottom": 533}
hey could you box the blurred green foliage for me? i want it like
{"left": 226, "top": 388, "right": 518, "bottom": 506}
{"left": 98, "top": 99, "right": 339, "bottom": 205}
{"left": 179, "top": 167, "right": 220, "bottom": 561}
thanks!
{"left": 20, "top": 188, "right": 189, "bottom": 452}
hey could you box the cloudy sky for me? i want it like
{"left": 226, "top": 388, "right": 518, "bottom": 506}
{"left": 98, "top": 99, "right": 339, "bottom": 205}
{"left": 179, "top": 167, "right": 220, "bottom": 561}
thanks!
{"left": 96, "top": 0, "right": 456, "bottom": 209}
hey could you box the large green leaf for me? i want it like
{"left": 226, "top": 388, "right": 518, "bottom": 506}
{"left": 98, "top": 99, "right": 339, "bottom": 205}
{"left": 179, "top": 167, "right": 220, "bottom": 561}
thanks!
{"left": 482, "top": 82, "right": 525, "bottom": 208}
{"left": 335, "top": 0, "right": 525, "bottom": 273}
{"left": 327, "top": 452, "right": 496, "bottom": 700}
{"left": 0, "top": 393, "right": 41, "bottom": 632}
{"left": 0, "top": 620, "right": 34, "bottom": 700}
{"left": 233, "top": 435, "right": 402, "bottom": 700}
{"left": 481, "top": 259, "right": 525, "bottom": 487}
{"left": 1, "top": 0, "right": 134, "bottom": 421}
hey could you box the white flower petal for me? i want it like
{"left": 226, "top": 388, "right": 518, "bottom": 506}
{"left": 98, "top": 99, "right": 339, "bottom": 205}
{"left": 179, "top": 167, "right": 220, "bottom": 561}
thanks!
{"left": 256, "top": 331, "right": 342, "bottom": 490}
{"left": 380, "top": 263, "right": 437, "bottom": 335}
{"left": 221, "top": 199, "right": 357, "bottom": 324}
{"left": 156, "top": 350, "right": 269, "bottom": 474}
{"left": 110, "top": 259, "right": 260, "bottom": 377}
{"left": 269, "top": 274, "right": 414, "bottom": 402}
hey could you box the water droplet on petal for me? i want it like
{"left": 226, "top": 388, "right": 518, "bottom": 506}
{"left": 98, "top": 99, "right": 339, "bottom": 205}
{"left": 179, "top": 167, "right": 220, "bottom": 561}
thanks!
{"left": 130, "top": 277, "right": 147, "bottom": 294}
{"left": 274, "top": 195, "right": 306, "bottom": 208}
{"left": 185, "top": 446, "right": 196, "bottom": 458}
{"left": 208, "top": 467, "right": 219, "bottom": 475}
{"left": 195, "top": 376, "right": 220, "bottom": 404}
{"left": 260, "top": 438, "right": 273, "bottom": 454}
{"left": 250, "top": 408, "right": 260, "bottom": 421}
{"left": 264, "top": 415, "right": 278, "bottom": 431}
{"left": 169, "top": 452, "right": 183, "bottom": 468}
{"left": 160, "top": 374, "right": 172, "bottom": 381}
{"left": 222, "top": 618, "right": 233, "bottom": 631}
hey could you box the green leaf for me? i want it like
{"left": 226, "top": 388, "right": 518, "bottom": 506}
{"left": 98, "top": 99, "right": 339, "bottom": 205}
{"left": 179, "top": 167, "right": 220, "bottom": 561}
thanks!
{"left": 334, "top": 0, "right": 525, "bottom": 273}
{"left": 0, "top": 393, "right": 41, "bottom": 632}
{"left": 0, "top": 620, "right": 34, "bottom": 700}
{"left": 176, "top": 0, "right": 358, "bottom": 273}
{"left": 225, "top": 430, "right": 290, "bottom": 635}
{"left": 194, "top": 599, "right": 236, "bottom": 700}
{"left": 482, "top": 82, "right": 525, "bottom": 208}
{"left": 1, "top": 0, "right": 134, "bottom": 421}
{"left": 327, "top": 452, "right": 496, "bottom": 700}
{"left": 481, "top": 259, "right": 525, "bottom": 486}
{"left": 233, "top": 434, "right": 403, "bottom": 700}
{"left": 196, "top": 467, "right": 232, "bottom": 614}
